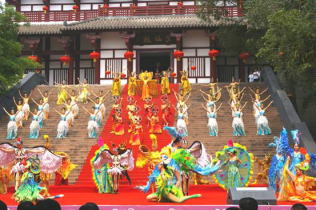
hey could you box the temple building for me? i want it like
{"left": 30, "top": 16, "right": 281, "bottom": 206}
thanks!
{"left": 7, "top": 0, "right": 255, "bottom": 85}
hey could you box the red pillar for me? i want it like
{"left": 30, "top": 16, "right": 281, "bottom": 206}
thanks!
{"left": 209, "top": 32, "right": 217, "bottom": 81}
{"left": 95, "top": 39, "right": 101, "bottom": 84}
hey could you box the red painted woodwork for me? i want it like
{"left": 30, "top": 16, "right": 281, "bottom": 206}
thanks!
{"left": 21, "top": 6, "right": 243, "bottom": 22}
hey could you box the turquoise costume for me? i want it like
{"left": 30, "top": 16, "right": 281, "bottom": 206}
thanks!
{"left": 88, "top": 115, "right": 98, "bottom": 138}
{"left": 56, "top": 115, "right": 68, "bottom": 139}
{"left": 256, "top": 110, "right": 271, "bottom": 135}
{"left": 6, "top": 115, "right": 17, "bottom": 140}
{"left": 207, "top": 112, "right": 218, "bottom": 136}
{"left": 232, "top": 111, "right": 246, "bottom": 136}
{"left": 29, "top": 115, "right": 40, "bottom": 139}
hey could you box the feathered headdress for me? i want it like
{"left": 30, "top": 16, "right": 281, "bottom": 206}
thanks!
{"left": 291, "top": 129, "right": 301, "bottom": 146}
{"left": 15, "top": 137, "right": 23, "bottom": 145}
{"left": 163, "top": 126, "right": 179, "bottom": 138}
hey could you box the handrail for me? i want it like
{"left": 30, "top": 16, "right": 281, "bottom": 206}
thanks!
{"left": 21, "top": 5, "right": 243, "bottom": 22}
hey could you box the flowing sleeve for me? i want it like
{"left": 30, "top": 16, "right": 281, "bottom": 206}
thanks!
{"left": 0, "top": 143, "right": 16, "bottom": 166}
{"left": 93, "top": 149, "right": 112, "bottom": 169}
{"left": 120, "top": 149, "right": 134, "bottom": 171}
{"left": 29, "top": 147, "right": 63, "bottom": 173}
{"left": 188, "top": 141, "right": 210, "bottom": 167}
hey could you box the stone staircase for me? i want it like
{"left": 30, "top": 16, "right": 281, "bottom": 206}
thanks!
{"left": 0, "top": 85, "right": 113, "bottom": 184}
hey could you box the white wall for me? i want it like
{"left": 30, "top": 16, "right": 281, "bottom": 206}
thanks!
{"left": 183, "top": 30, "right": 209, "bottom": 48}
{"left": 101, "top": 32, "right": 126, "bottom": 49}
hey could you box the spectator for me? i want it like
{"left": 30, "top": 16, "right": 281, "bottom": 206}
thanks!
{"left": 226, "top": 207, "right": 240, "bottom": 210}
{"left": 291, "top": 203, "right": 307, "bottom": 210}
{"left": 0, "top": 200, "right": 7, "bottom": 210}
{"left": 239, "top": 197, "right": 258, "bottom": 210}
{"left": 248, "top": 72, "right": 255, "bottom": 83}
{"left": 253, "top": 70, "right": 261, "bottom": 82}
{"left": 18, "top": 201, "right": 34, "bottom": 210}
{"left": 79, "top": 202, "right": 99, "bottom": 210}
{"left": 35, "top": 199, "right": 61, "bottom": 210}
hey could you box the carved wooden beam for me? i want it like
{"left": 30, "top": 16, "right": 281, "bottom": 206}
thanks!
{"left": 120, "top": 32, "right": 135, "bottom": 50}
{"left": 85, "top": 33, "right": 101, "bottom": 49}
{"left": 20, "top": 38, "right": 41, "bottom": 51}
{"left": 170, "top": 32, "right": 182, "bottom": 50}
{"left": 56, "top": 36, "right": 73, "bottom": 52}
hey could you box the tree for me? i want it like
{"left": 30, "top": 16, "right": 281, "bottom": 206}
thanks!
{"left": 0, "top": 4, "right": 40, "bottom": 93}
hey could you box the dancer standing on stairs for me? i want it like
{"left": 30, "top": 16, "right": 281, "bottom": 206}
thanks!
{"left": 139, "top": 71, "right": 153, "bottom": 100}
{"left": 56, "top": 80, "right": 68, "bottom": 105}
{"left": 256, "top": 101, "right": 273, "bottom": 135}
{"left": 19, "top": 90, "right": 31, "bottom": 121}
{"left": 231, "top": 102, "right": 247, "bottom": 136}
{"left": 180, "top": 70, "right": 191, "bottom": 97}
{"left": 112, "top": 73, "right": 122, "bottom": 100}
{"left": 37, "top": 88, "right": 50, "bottom": 119}
{"left": 13, "top": 97, "right": 24, "bottom": 128}
{"left": 200, "top": 89, "right": 221, "bottom": 111}
{"left": 77, "top": 78, "right": 90, "bottom": 104}
{"left": 29, "top": 108, "right": 42, "bottom": 139}
{"left": 249, "top": 87, "right": 270, "bottom": 122}
{"left": 64, "top": 98, "right": 75, "bottom": 128}
{"left": 161, "top": 71, "right": 171, "bottom": 95}
{"left": 128, "top": 72, "right": 137, "bottom": 96}
{"left": 92, "top": 90, "right": 109, "bottom": 118}
{"left": 202, "top": 102, "right": 222, "bottom": 136}
{"left": 202, "top": 78, "right": 221, "bottom": 98}
{"left": 65, "top": 89, "right": 80, "bottom": 119}
{"left": 31, "top": 98, "right": 46, "bottom": 128}
{"left": 89, "top": 97, "right": 105, "bottom": 128}
{"left": 3, "top": 107, "right": 18, "bottom": 140}
{"left": 81, "top": 105, "right": 99, "bottom": 138}
{"left": 55, "top": 107, "right": 70, "bottom": 139}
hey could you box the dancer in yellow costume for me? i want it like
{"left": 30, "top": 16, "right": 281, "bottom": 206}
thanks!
{"left": 54, "top": 152, "right": 77, "bottom": 185}
{"left": 139, "top": 71, "right": 153, "bottom": 100}
{"left": 78, "top": 78, "right": 90, "bottom": 104}
{"left": 56, "top": 80, "right": 68, "bottom": 105}
{"left": 161, "top": 71, "right": 170, "bottom": 95}
{"left": 180, "top": 70, "right": 191, "bottom": 96}
{"left": 128, "top": 72, "right": 137, "bottom": 96}
{"left": 112, "top": 73, "right": 121, "bottom": 98}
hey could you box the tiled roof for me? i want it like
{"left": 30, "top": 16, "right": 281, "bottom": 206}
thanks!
{"left": 18, "top": 15, "right": 242, "bottom": 34}
{"left": 62, "top": 15, "right": 238, "bottom": 31}
{"left": 18, "top": 24, "right": 64, "bottom": 35}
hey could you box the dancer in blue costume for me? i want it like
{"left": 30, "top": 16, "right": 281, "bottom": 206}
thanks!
{"left": 81, "top": 106, "right": 99, "bottom": 138}
{"left": 55, "top": 108, "right": 70, "bottom": 139}
{"left": 213, "top": 140, "right": 254, "bottom": 190}
{"left": 288, "top": 130, "right": 305, "bottom": 174}
{"left": 202, "top": 103, "right": 222, "bottom": 136}
{"left": 267, "top": 130, "right": 288, "bottom": 191}
{"left": 231, "top": 102, "right": 247, "bottom": 136}
{"left": 255, "top": 101, "right": 273, "bottom": 135}
{"left": 29, "top": 109, "right": 42, "bottom": 139}
{"left": 3, "top": 108, "right": 18, "bottom": 140}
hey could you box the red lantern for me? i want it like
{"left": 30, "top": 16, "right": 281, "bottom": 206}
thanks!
{"left": 173, "top": 50, "right": 184, "bottom": 61}
{"left": 89, "top": 51, "right": 100, "bottom": 62}
{"left": 170, "top": 72, "right": 177, "bottom": 77}
{"left": 59, "top": 55, "right": 71, "bottom": 66}
{"left": 73, "top": 5, "right": 79, "bottom": 12}
{"left": 121, "top": 73, "right": 126, "bottom": 78}
{"left": 42, "top": 5, "right": 49, "bottom": 14}
{"left": 103, "top": 4, "right": 109, "bottom": 9}
{"left": 177, "top": 1, "right": 183, "bottom": 7}
{"left": 208, "top": 49, "right": 220, "bottom": 61}
{"left": 105, "top": 70, "right": 111, "bottom": 75}
{"left": 191, "top": 66, "right": 196, "bottom": 71}
{"left": 124, "top": 51, "right": 134, "bottom": 62}
{"left": 239, "top": 52, "right": 250, "bottom": 63}
{"left": 28, "top": 55, "right": 40, "bottom": 63}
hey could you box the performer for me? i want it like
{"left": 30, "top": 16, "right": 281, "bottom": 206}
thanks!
{"left": 31, "top": 98, "right": 45, "bottom": 128}
{"left": 288, "top": 130, "right": 305, "bottom": 174}
{"left": 0, "top": 167, "right": 10, "bottom": 194}
{"left": 37, "top": 88, "right": 50, "bottom": 119}
{"left": 200, "top": 89, "right": 221, "bottom": 111}
{"left": 129, "top": 116, "right": 143, "bottom": 146}
{"left": 55, "top": 108, "right": 70, "bottom": 139}
{"left": 176, "top": 106, "right": 188, "bottom": 137}
{"left": 202, "top": 78, "right": 222, "bottom": 98}
{"left": 148, "top": 107, "right": 162, "bottom": 134}
{"left": 202, "top": 103, "right": 222, "bottom": 136}
{"left": 161, "top": 95, "right": 172, "bottom": 126}
{"left": 180, "top": 70, "right": 191, "bottom": 97}
{"left": 92, "top": 145, "right": 134, "bottom": 193}
{"left": 214, "top": 140, "right": 254, "bottom": 189}
{"left": 29, "top": 109, "right": 42, "bottom": 139}
{"left": 111, "top": 73, "right": 121, "bottom": 99}
{"left": 81, "top": 106, "right": 99, "bottom": 138}
{"left": 54, "top": 152, "right": 77, "bottom": 185}
{"left": 231, "top": 102, "right": 247, "bottom": 136}
{"left": 56, "top": 80, "right": 68, "bottom": 105}
{"left": 64, "top": 99, "right": 75, "bottom": 128}
{"left": 77, "top": 78, "right": 90, "bottom": 104}
{"left": 65, "top": 89, "right": 79, "bottom": 119}
{"left": 3, "top": 107, "right": 18, "bottom": 140}
{"left": 0, "top": 138, "right": 62, "bottom": 191}
{"left": 161, "top": 71, "right": 170, "bottom": 95}
{"left": 139, "top": 71, "right": 153, "bottom": 100}
{"left": 92, "top": 90, "right": 109, "bottom": 118}
{"left": 256, "top": 101, "right": 273, "bottom": 135}
{"left": 249, "top": 87, "right": 270, "bottom": 121}
{"left": 225, "top": 77, "right": 241, "bottom": 98}
{"left": 19, "top": 90, "right": 31, "bottom": 120}
{"left": 13, "top": 97, "right": 24, "bottom": 128}
{"left": 111, "top": 107, "right": 124, "bottom": 136}
{"left": 89, "top": 97, "right": 105, "bottom": 128}
{"left": 278, "top": 159, "right": 316, "bottom": 202}
{"left": 128, "top": 72, "right": 137, "bottom": 96}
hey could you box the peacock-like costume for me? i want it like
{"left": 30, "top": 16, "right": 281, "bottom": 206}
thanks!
{"left": 213, "top": 140, "right": 254, "bottom": 190}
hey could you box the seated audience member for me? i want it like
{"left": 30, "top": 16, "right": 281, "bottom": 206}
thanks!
{"left": 239, "top": 197, "right": 258, "bottom": 210}
{"left": 35, "top": 199, "right": 61, "bottom": 210}
{"left": 291, "top": 203, "right": 307, "bottom": 210}
{"left": 79, "top": 202, "right": 99, "bottom": 210}
{"left": 18, "top": 201, "right": 34, "bottom": 210}
{"left": 0, "top": 200, "right": 7, "bottom": 210}
{"left": 226, "top": 207, "right": 240, "bottom": 210}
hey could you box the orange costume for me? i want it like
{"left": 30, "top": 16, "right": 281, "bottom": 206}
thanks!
{"left": 111, "top": 110, "right": 124, "bottom": 136}
{"left": 129, "top": 116, "right": 142, "bottom": 146}
{"left": 148, "top": 113, "right": 162, "bottom": 134}
{"left": 139, "top": 71, "right": 153, "bottom": 100}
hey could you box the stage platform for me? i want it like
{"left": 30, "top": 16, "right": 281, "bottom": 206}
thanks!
{"left": 1, "top": 185, "right": 316, "bottom": 209}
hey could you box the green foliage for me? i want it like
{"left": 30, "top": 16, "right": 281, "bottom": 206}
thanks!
{"left": 0, "top": 4, "right": 40, "bottom": 93}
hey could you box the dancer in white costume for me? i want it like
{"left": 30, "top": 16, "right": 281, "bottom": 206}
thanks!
{"left": 92, "top": 90, "right": 109, "bottom": 118}
{"left": 249, "top": 87, "right": 270, "bottom": 122}
{"left": 256, "top": 101, "right": 273, "bottom": 135}
{"left": 202, "top": 103, "right": 223, "bottom": 136}
{"left": 66, "top": 89, "right": 79, "bottom": 119}
{"left": 176, "top": 106, "right": 188, "bottom": 137}
{"left": 13, "top": 97, "right": 24, "bottom": 128}
{"left": 64, "top": 99, "right": 75, "bottom": 128}
{"left": 81, "top": 106, "right": 99, "bottom": 138}
{"left": 31, "top": 98, "right": 46, "bottom": 128}
{"left": 231, "top": 102, "right": 247, "bottom": 136}
{"left": 89, "top": 97, "right": 105, "bottom": 128}
{"left": 29, "top": 108, "right": 42, "bottom": 139}
{"left": 55, "top": 108, "right": 70, "bottom": 139}
{"left": 3, "top": 108, "right": 18, "bottom": 140}
{"left": 19, "top": 90, "right": 32, "bottom": 121}
{"left": 37, "top": 88, "right": 50, "bottom": 119}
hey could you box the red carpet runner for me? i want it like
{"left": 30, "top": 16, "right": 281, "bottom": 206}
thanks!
{"left": 76, "top": 84, "right": 179, "bottom": 186}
